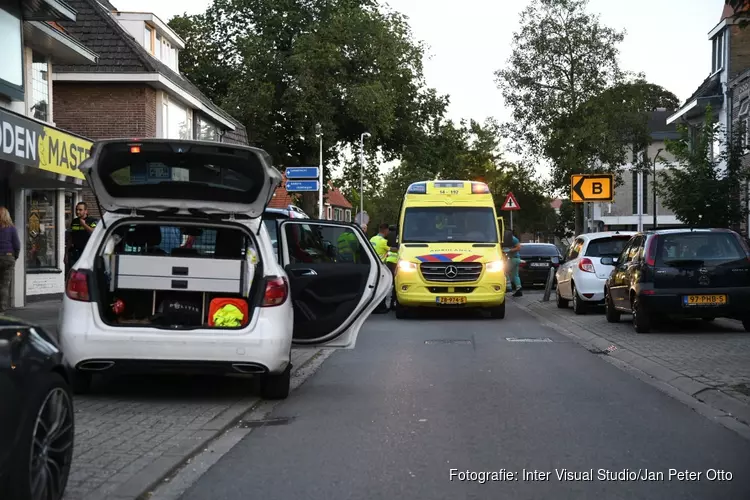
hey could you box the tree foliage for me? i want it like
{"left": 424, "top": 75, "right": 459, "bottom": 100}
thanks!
{"left": 657, "top": 108, "right": 749, "bottom": 229}
{"left": 356, "top": 119, "right": 555, "bottom": 237}
{"left": 168, "top": 0, "right": 449, "bottom": 215}
{"left": 494, "top": 0, "right": 625, "bottom": 234}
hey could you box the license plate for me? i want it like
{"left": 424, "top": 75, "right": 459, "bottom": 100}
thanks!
{"left": 683, "top": 294, "right": 727, "bottom": 306}
{"left": 529, "top": 262, "right": 549, "bottom": 267}
{"left": 436, "top": 296, "right": 467, "bottom": 305}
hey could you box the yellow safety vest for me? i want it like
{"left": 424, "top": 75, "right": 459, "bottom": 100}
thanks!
{"left": 369, "top": 234, "right": 389, "bottom": 262}
{"left": 385, "top": 248, "right": 399, "bottom": 264}
{"left": 213, "top": 304, "right": 245, "bottom": 327}
{"left": 337, "top": 231, "right": 359, "bottom": 262}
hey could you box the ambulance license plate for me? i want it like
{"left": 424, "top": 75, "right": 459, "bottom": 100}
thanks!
{"left": 436, "top": 296, "right": 467, "bottom": 305}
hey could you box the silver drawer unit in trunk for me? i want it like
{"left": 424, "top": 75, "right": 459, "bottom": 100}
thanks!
{"left": 114, "top": 255, "right": 245, "bottom": 294}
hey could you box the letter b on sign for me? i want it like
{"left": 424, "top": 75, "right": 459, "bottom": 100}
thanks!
{"left": 592, "top": 182, "right": 603, "bottom": 195}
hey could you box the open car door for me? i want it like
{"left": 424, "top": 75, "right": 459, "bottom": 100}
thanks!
{"left": 278, "top": 220, "right": 391, "bottom": 349}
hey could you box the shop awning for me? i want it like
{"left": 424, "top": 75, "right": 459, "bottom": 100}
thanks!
{"left": 0, "top": 107, "right": 90, "bottom": 180}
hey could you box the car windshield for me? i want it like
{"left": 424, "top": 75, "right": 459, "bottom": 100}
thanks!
{"left": 520, "top": 245, "right": 559, "bottom": 257}
{"left": 657, "top": 232, "right": 746, "bottom": 265}
{"left": 585, "top": 236, "right": 632, "bottom": 257}
{"left": 401, "top": 207, "right": 498, "bottom": 243}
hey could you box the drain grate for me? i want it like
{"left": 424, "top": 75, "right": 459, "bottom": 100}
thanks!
{"left": 424, "top": 339, "right": 472, "bottom": 345}
{"left": 505, "top": 337, "right": 553, "bottom": 343}
{"left": 238, "top": 417, "right": 295, "bottom": 428}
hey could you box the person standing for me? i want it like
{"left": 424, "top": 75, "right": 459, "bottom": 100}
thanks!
{"left": 369, "top": 223, "right": 390, "bottom": 312}
{"left": 67, "top": 202, "right": 98, "bottom": 272}
{"left": 0, "top": 207, "right": 20, "bottom": 312}
{"left": 385, "top": 224, "right": 399, "bottom": 309}
{"left": 506, "top": 229, "right": 523, "bottom": 297}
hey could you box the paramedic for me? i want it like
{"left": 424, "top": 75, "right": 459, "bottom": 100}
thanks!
{"left": 385, "top": 224, "right": 399, "bottom": 309}
{"left": 66, "top": 202, "right": 98, "bottom": 272}
{"left": 507, "top": 229, "right": 523, "bottom": 297}
{"left": 370, "top": 223, "right": 390, "bottom": 312}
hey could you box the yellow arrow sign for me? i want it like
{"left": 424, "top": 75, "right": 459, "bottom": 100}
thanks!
{"left": 571, "top": 174, "right": 614, "bottom": 203}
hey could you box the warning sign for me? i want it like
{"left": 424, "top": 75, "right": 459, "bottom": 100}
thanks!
{"left": 501, "top": 192, "right": 520, "bottom": 211}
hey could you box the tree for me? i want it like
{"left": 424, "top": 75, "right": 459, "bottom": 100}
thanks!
{"left": 554, "top": 199, "right": 576, "bottom": 241}
{"left": 169, "top": 0, "right": 449, "bottom": 216}
{"left": 492, "top": 162, "right": 555, "bottom": 237}
{"left": 495, "top": 0, "right": 625, "bottom": 235}
{"left": 656, "top": 108, "right": 749, "bottom": 228}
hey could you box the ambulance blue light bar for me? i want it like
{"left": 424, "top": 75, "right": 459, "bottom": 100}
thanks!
{"left": 407, "top": 182, "right": 427, "bottom": 194}
{"left": 471, "top": 182, "right": 490, "bottom": 194}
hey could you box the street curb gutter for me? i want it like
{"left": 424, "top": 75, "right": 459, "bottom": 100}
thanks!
{"left": 82, "top": 349, "right": 324, "bottom": 500}
{"left": 510, "top": 300, "right": 750, "bottom": 441}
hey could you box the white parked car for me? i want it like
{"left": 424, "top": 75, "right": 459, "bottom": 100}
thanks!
{"left": 554, "top": 231, "right": 636, "bottom": 314}
{"left": 59, "top": 138, "right": 391, "bottom": 400}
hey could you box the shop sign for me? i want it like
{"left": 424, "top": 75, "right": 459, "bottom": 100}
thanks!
{"left": 0, "top": 108, "right": 90, "bottom": 180}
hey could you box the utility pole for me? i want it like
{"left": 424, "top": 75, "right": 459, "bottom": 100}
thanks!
{"left": 315, "top": 123, "right": 323, "bottom": 219}
{"left": 652, "top": 148, "right": 663, "bottom": 229}
{"left": 359, "top": 132, "right": 371, "bottom": 220}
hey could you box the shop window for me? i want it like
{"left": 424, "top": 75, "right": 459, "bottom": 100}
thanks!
{"left": 30, "top": 52, "right": 49, "bottom": 122}
{"left": 26, "top": 191, "right": 58, "bottom": 270}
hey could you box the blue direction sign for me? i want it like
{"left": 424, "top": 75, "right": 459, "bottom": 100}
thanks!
{"left": 285, "top": 166, "right": 319, "bottom": 179}
{"left": 286, "top": 180, "right": 319, "bottom": 192}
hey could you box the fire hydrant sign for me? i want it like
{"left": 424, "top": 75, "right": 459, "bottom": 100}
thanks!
{"left": 501, "top": 192, "right": 520, "bottom": 211}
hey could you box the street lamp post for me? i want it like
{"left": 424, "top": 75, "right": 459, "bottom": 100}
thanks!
{"left": 359, "top": 132, "right": 371, "bottom": 222}
{"left": 315, "top": 123, "right": 323, "bottom": 219}
{"left": 652, "top": 148, "right": 663, "bottom": 229}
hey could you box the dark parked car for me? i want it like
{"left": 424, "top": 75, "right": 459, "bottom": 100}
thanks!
{"left": 0, "top": 317, "right": 75, "bottom": 500}
{"left": 519, "top": 243, "right": 563, "bottom": 287}
{"left": 604, "top": 228, "right": 750, "bottom": 333}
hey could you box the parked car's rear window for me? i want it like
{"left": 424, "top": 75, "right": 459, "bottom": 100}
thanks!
{"left": 584, "top": 236, "right": 632, "bottom": 257}
{"left": 520, "top": 244, "right": 559, "bottom": 257}
{"left": 657, "top": 232, "right": 746, "bottom": 265}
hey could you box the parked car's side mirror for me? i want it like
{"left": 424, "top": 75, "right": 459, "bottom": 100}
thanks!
{"left": 600, "top": 256, "right": 617, "bottom": 265}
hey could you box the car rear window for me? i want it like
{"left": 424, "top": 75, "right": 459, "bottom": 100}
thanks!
{"left": 657, "top": 232, "right": 746, "bottom": 265}
{"left": 520, "top": 245, "right": 560, "bottom": 257}
{"left": 97, "top": 141, "right": 267, "bottom": 205}
{"left": 584, "top": 236, "right": 632, "bottom": 257}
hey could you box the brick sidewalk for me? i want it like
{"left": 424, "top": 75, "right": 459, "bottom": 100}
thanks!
{"left": 3, "top": 301, "right": 323, "bottom": 500}
{"left": 511, "top": 291, "right": 750, "bottom": 430}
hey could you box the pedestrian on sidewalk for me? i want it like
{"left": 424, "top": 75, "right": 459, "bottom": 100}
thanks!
{"left": 0, "top": 207, "right": 20, "bottom": 312}
{"left": 507, "top": 229, "right": 523, "bottom": 297}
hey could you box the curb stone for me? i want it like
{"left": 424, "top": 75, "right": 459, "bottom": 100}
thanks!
{"left": 76, "top": 349, "right": 323, "bottom": 500}
{"left": 509, "top": 298, "right": 750, "bottom": 440}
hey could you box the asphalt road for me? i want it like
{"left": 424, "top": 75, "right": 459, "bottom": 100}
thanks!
{"left": 178, "top": 301, "right": 750, "bottom": 500}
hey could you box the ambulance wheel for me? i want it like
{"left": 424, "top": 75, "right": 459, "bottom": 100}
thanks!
{"left": 260, "top": 365, "right": 291, "bottom": 400}
{"left": 489, "top": 302, "right": 506, "bottom": 319}
{"left": 395, "top": 304, "right": 410, "bottom": 319}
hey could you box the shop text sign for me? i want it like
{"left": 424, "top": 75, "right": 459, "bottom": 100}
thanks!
{"left": 0, "top": 108, "right": 90, "bottom": 180}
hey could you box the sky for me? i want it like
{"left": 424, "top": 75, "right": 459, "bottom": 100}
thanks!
{"left": 112, "top": 0, "right": 724, "bottom": 176}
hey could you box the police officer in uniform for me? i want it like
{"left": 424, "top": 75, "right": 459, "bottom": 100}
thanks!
{"left": 67, "top": 202, "right": 98, "bottom": 272}
{"left": 385, "top": 224, "right": 399, "bottom": 309}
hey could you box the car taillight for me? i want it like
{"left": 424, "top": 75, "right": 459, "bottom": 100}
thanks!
{"left": 262, "top": 277, "right": 288, "bottom": 306}
{"left": 66, "top": 270, "right": 91, "bottom": 302}
{"left": 578, "top": 258, "right": 595, "bottom": 273}
{"left": 645, "top": 235, "right": 659, "bottom": 266}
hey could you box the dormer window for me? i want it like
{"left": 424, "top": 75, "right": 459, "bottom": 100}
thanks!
{"left": 144, "top": 24, "right": 153, "bottom": 53}
{"left": 712, "top": 31, "right": 725, "bottom": 73}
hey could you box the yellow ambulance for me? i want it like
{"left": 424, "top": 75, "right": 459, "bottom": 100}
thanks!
{"left": 393, "top": 180, "right": 510, "bottom": 319}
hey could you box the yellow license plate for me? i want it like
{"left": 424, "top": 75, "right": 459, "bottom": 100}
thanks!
{"left": 684, "top": 294, "right": 727, "bottom": 306}
{"left": 436, "top": 296, "right": 467, "bottom": 305}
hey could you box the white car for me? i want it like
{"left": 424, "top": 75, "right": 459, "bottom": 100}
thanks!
{"left": 59, "top": 138, "right": 391, "bottom": 400}
{"left": 554, "top": 231, "right": 636, "bottom": 314}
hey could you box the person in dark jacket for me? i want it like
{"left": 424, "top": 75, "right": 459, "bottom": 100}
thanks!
{"left": 0, "top": 207, "right": 20, "bottom": 312}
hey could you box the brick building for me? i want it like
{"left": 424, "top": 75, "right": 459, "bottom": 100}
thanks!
{"left": 50, "top": 0, "right": 248, "bottom": 217}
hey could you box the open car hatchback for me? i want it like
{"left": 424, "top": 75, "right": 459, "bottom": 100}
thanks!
{"left": 59, "top": 139, "right": 391, "bottom": 400}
